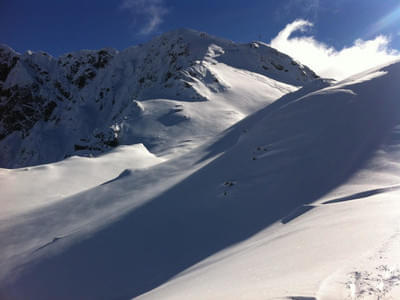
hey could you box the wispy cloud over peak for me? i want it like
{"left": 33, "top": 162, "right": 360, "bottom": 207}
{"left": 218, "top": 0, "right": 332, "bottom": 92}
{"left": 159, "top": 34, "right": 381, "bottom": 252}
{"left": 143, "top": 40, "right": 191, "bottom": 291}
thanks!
{"left": 279, "top": 0, "right": 320, "bottom": 21}
{"left": 121, "top": 0, "right": 168, "bottom": 35}
{"left": 270, "top": 19, "right": 400, "bottom": 80}
{"left": 272, "top": 19, "right": 313, "bottom": 42}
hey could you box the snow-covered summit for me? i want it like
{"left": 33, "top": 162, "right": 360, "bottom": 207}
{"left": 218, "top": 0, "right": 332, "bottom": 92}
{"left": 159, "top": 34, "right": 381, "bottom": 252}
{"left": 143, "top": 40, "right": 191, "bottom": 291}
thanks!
{"left": 0, "top": 29, "right": 318, "bottom": 168}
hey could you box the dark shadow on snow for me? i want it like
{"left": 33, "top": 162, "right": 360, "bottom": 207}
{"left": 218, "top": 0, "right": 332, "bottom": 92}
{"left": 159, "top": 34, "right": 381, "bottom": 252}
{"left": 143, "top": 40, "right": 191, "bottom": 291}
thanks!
{"left": 281, "top": 205, "right": 315, "bottom": 224}
{"left": 197, "top": 79, "right": 332, "bottom": 163}
{"left": 3, "top": 72, "right": 400, "bottom": 300}
{"left": 100, "top": 169, "right": 132, "bottom": 186}
{"left": 323, "top": 185, "right": 400, "bottom": 204}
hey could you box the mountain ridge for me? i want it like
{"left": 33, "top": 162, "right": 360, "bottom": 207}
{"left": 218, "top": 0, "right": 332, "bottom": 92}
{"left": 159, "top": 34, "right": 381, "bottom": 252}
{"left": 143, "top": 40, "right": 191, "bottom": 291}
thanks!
{"left": 0, "top": 28, "right": 318, "bottom": 168}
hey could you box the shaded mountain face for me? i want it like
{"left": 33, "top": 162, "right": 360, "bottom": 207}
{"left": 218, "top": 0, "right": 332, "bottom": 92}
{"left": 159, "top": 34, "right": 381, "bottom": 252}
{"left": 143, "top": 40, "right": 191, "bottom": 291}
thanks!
{"left": 0, "top": 29, "right": 318, "bottom": 168}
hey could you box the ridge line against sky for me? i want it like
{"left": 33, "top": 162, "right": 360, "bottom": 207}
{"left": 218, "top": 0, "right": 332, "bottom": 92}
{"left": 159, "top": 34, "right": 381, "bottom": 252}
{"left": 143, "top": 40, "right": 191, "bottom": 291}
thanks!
{"left": 2, "top": 1, "right": 400, "bottom": 80}
{"left": 119, "top": 0, "right": 400, "bottom": 80}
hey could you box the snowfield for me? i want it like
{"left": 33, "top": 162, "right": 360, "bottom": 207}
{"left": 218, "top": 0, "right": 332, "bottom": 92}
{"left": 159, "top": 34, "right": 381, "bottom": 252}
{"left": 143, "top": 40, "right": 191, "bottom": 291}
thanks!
{"left": 1, "top": 35, "right": 400, "bottom": 299}
{"left": 0, "top": 143, "right": 164, "bottom": 220}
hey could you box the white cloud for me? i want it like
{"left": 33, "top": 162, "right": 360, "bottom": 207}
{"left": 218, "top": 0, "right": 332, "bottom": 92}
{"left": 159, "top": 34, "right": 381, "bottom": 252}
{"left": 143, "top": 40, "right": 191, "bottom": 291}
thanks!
{"left": 270, "top": 19, "right": 400, "bottom": 80}
{"left": 121, "top": 0, "right": 168, "bottom": 35}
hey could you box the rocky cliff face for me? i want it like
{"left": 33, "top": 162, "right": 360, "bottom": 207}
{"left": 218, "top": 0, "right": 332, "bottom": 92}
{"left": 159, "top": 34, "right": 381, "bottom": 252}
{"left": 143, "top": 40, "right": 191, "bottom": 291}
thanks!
{"left": 0, "top": 29, "right": 318, "bottom": 168}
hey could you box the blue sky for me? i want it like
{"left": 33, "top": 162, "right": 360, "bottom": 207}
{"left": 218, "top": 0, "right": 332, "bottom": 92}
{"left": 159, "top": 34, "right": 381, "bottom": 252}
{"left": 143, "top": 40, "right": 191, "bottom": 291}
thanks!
{"left": 1, "top": 0, "right": 400, "bottom": 57}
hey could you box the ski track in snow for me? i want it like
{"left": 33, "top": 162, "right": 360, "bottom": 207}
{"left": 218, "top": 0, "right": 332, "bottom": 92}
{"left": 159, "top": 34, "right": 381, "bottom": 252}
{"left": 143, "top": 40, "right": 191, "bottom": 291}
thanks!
{"left": 316, "top": 204, "right": 400, "bottom": 300}
{"left": 343, "top": 228, "right": 400, "bottom": 300}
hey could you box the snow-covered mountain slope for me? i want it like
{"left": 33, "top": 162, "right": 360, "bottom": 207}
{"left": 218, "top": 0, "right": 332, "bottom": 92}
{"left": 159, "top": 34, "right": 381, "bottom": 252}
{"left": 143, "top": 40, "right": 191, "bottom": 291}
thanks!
{"left": 0, "top": 143, "right": 164, "bottom": 220}
{"left": 137, "top": 63, "right": 400, "bottom": 300}
{"left": 1, "top": 58, "right": 400, "bottom": 299}
{"left": 0, "top": 29, "right": 317, "bottom": 168}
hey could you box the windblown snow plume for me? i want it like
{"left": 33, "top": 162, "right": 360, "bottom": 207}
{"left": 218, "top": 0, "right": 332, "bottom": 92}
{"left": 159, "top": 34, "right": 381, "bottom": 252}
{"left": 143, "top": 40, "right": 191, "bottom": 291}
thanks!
{"left": 270, "top": 19, "right": 400, "bottom": 80}
{"left": 120, "top": 0, "right": 168, "bottom": 35}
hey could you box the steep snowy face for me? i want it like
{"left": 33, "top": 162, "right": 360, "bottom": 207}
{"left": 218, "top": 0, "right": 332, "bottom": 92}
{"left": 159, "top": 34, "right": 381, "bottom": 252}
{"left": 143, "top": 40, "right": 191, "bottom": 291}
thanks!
{"left": 0, "top": 29, "right": 318, "bottom": 168}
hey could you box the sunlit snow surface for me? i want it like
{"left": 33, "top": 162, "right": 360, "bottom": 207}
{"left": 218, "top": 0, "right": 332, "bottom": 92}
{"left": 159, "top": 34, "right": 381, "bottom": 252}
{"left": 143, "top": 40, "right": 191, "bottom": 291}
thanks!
{"left": 1, "top": 59, "right": 400, "bottom": 299}
{"left": 0, "top": 144, "right": 164, "bottom": 219}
